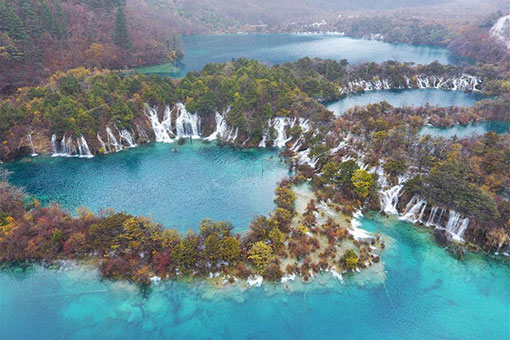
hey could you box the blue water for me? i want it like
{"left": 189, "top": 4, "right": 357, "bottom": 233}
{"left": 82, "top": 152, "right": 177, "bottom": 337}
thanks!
{"left": 4, "top": 142, "right": 287, "bottom": 231}
{"left": 1, "top": 214, "right": 508, "bottom": 339}
{"left": 137, "top": 34, "right": 460, "bottom": 76}
{"left": 326, "top": 89, "right": 484, "bottom": 115}
{"left": 420, "top": 121, "right": 510, "bottom": 138}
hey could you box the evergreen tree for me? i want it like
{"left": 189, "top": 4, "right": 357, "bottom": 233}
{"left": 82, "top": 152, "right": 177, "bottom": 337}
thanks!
{"left": 113, "top": 8, "right": 131, "bottom": 50}
{"left": 20, "top": 1, "right": 43, "bottom": 38}
{"left": 0, "top": 2, "right": 27, "bottom": 41}
{"left": 41, "top": 1, "right": 62, "bottom": 39}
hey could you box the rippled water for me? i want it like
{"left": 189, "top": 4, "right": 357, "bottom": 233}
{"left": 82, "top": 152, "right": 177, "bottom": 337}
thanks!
{"left": 4, "top": 142, "right": 287, "bottom": 231}
{"left": 1, "top": 214, "right": 508, "bottom": 340}
{"left": 326, "top": 88, "right": 484, "bottom": 115}
{"left": 136, "top": 34, "right": 461, "bottom": 76}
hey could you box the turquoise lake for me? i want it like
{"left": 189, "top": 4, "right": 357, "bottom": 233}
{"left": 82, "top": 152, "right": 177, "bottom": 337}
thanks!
{"left": 1, "top": 214, "right": 508, "bottom": 340}
{"left": 326, "top": 88, "right": 485, "bottom": 115}
{"left": 136, "top": 34, "right": 461, "bottom": 76}
{"left": 420, "top": 120, "right": 510, "bottom": 138}
{"left": 2, "top": 34, "right": 509, "bottom": 340}
{"left": 4, "top": 142, "right": 287, "bottom": 231}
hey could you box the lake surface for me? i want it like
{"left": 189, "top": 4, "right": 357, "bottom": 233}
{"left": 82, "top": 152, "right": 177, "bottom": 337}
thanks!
{"left": 4, "top": 142, "right": 287, "bottom": 231}
{"left": 326, "top": 89, "right": 484, "bottom": 115}
{"left": 136, "top": 34, "right": 461, "bottom": 77}
{"left": 420, "top": 121, "right": 510, "bottom": 138}
{"left": 1, "top": 214, "right": 508, "bottom": 340}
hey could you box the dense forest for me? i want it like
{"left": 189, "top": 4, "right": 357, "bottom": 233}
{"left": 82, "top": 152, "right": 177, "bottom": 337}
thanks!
{"left": 0, "top": 168, "right": 384, "bottom": 284}
{"left": 0, "top": 0, "right": 183, "bottom": 93}
{"left": 1, "top": 58, "right": 500, "bottom": 161}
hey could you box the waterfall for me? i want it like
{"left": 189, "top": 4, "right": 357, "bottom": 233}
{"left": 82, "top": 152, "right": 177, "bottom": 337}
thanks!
{"left": 298, "top": 118, "right": 311, "bottom": 133}
{"left": 118, "top": 129, "right": 137, "bottom": 148}
{"left": 175, "top": 103, "right": 201, "bottom": 139}
{"left": 205, "top": 112, "right": 228, "bottom": 141}
{"left": 379, "top": 185, "right": 403, "bottom": 215}
{"left": 400, "top": 196, "right": 427, "bottom": 223}
{"left": 106, "top": 127, "right": 123, "bottom": 152}
{"left": 27, "top": 132, "right": 38, "bottom": 157}
{"left": 445, "top": 210, "right": 470, "bottom": 241}
{"left": 136, "top": 124, "right": 150, "bottom": 143}
{"left": 51, "top": 134, "right": 58, "bottom": 156}
{"left": 273, "top": 117, "right": 291, "bottom": 148}
{"left": 78, "top": 135, "right": 94, "bottom": 158}
{"left": 144, "top": 105, "right": 174, "bottom": 143}
{"left": 97, "top": 134, "right": 109, "bottom": 153}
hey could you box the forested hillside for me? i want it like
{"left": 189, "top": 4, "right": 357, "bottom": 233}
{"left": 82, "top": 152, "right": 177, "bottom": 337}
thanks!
{"left": 0, "top": 0, "right": 183, "bottom": 94}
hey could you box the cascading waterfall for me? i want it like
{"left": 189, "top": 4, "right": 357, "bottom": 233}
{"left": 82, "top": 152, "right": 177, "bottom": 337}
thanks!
{"left": 136, "top": 124, "right": 151, "bottom": 143}
{"left": 78, "top": 135, "right": 93, "bottom": 158}
{"left": 144, "top": 105, "right": 174, "bottom": 143}
{"left": 175, "top": 103, "right": 201, "bottom": 139}
{"left": 27, "top": 132, "right": 38, "bottom": 157}
{"left": 106, "top": 127, "right": 123, "bottom": 152}
{"left": 273, "top": 117, "right": 292, "bottom": 148}
{"left": 118, "top": 129, "right": 137, "bottom": 148}
{"left": 380, "top": 185, "right": 403, "bottom": 215}
{"left": 97, "top": 134, "right": 109, "bottom": 153}
{"left": 444, "top": 211, "right": 470, "bottom": 241}
{"left": 205, "top": 112, "right": 229, "bottom": 141}
{"left": 400, "top": 196, "right": 427, "bottom": 223}
{"left": 51, "top": 134, "right": 58, "bottom": 156}
{"left": 345, "top": 74, "right": 481, "bottom": 93}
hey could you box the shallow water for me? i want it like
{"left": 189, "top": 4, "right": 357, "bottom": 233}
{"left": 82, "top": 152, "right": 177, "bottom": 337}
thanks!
{"left": 420, "top": 121, "right": 510, "bottom": 138}
{"left": 136, "top": 34, "right": 461, "bottom": 76}
{"left": 326, "top": 88, "right": 484, "bottom": 115}
{"left": 4, "top": 142, "right": 287, "bottom": 232}
{"left": 1, "top": 214, "right": 508, "bottom": 340}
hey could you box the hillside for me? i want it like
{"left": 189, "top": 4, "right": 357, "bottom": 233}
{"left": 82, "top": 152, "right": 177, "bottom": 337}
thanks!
{"left": 0, "top": 0, "right": 183, "bottom": 94}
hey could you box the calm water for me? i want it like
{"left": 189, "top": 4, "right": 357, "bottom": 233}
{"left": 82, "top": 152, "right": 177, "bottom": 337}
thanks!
{"left": 326, "top": 89, "right": 484, "bottom": 115}
{"left": 420, "top": 121, "right": 510, "bottom": 138}
{"left": 136, "top": 34, "right": 460, "bottom": 76}
{"left": 1, "top": 214, "right": 508, "bottom": 340}
{"left": 4, "top": 142, "right": 287, "bottom": 231}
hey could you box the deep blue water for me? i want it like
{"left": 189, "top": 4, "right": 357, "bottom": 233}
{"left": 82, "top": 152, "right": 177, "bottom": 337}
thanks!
{"left": 137, "top": 34, "right": 461, "bottom": 76}
{"left": 4, "top": 142, "right": 287, "bottom": 231}
{"left": 420, "top": 121, "right": 510, "bottom": 138}
{"left": 1, "top": 214, "right": 508, "bottom": 340}
{"left": 326, "top": 88, "right": 485, "bottom": 115}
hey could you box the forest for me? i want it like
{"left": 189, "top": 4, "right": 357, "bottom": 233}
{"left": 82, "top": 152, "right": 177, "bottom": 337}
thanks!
{"left": 0, "top": 168, "right": 383, "bottom": 284}
{"left": 0, "top": 0, "right": 183, "bottom": 94}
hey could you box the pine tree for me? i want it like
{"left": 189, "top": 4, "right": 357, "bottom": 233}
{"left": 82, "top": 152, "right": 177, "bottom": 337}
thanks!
{"left": 113, "top": 8, "right": 131, "bottom": 50}
{"left": 20, "top": 1, "right": 43, "bottom": 38}
{"left": 0, "top": 2, "right": 28, "bottom": 41}
{"left": 41, "top": 1, "right": 62, "bottom": 39}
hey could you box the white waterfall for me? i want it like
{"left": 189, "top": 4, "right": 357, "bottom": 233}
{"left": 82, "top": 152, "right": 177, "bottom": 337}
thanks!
{"left": 106, "top": 127, "right": 123, "bottom": 152}
{"left": 27, "top": 132, "right": 38, "bottom": 157}
{"left": 136, "top": 124, "right": 151, "bottom": 143}
{"left": 490, "top": 15, "right": 510, "bottom": 49}
{"left": 273, "top": 117, "right": 292, "bottom": 148}
{"left": 346, "top": 74, "right": 481, "bottom": 94}
{"left": 444, "top": 211, "right": 470, "bottom": 242}
{"left": 51, "top": 134, "right": 58, "bottom": 156}
{"left": 97, "top": 133, "right": 109, "bottom": 153}
{"left": 175, "top": 103, "right": 201, "bottom": 139}
{"left": 118, "top": 129, "right": 137, "bottom": 148}
{"left": 380, "top": 185, "right": 403, "bottom": 215}
{"left": 144, "top": 105, "right": 174, "bottom": 143}
{"left": 205, "top": 112, "right": 228, "bottom": 141}
{"left": 78, "top": 135, "right": 94, "bottom": 158}
{"left": 400, "top": 196, "right": 427, "bottom": 223}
